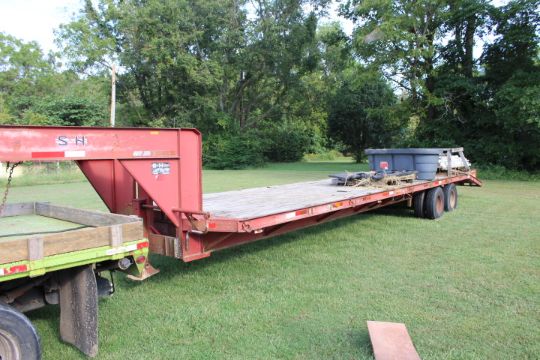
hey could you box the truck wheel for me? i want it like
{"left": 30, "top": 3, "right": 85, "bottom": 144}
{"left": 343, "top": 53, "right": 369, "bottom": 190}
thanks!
{"left": 413, "top": 191, "right": 426, "bottom": 218}
{"left": 0, "top": 302, "right": 41, "bottom": 360}
{"left": 425, "top": 187, "right": 445, "bottom": 219}
{"left": 443, "top": 184, "right": 458, "bottom": 211}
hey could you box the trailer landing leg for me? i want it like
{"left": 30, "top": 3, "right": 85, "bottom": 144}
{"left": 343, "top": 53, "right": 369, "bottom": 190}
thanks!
{"left": 58, "top": 265, "right": 98, "bottom": 358}
{"left": 127, "top": 262, "right": 160, "bottom": 281}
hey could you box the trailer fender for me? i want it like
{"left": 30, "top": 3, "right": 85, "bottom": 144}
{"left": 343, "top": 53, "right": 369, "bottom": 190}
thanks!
{"left": 57, "top": 265, "right": 98, "bottom": 358}
{"left": 0, "top": 301, "right": 41, "bottom": 360}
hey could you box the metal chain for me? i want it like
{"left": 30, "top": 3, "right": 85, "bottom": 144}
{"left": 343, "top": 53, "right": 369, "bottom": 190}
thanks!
{"left": 0, "top": 162, "right": 22, "bottom": 216}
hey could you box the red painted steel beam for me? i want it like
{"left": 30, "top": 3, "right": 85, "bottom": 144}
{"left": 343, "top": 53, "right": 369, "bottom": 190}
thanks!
{"left": 0, "top": 125, "right": 203, "bottom": 232}
{"left": 0, "top": 125, "right": 194, "bottom": 161}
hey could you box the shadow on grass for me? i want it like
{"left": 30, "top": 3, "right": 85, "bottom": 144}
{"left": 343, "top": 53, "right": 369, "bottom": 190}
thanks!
{"left": 133, "top": 206, "right": 417, "bottom": 285}
{"left": 352, "top": 329, "right": 374, "bottom": 358}
{"left": 26, "top": 306, "right": 62, "bottom": 347}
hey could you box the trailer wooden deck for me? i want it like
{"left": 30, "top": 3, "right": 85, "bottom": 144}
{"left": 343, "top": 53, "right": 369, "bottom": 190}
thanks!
{"left": 203, "top": 179, "right": 416, "bottom": 220}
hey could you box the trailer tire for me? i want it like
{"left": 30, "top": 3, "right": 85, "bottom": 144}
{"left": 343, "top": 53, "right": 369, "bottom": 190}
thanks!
{"left": 425, "top": 187, "right": 445, "bottom": 220}
{"left": 413, "top": 191, "right": 426, "bottom": 218}
{"left": 443, "top": 184, "right": 458, "bottom": 211}
{"left": 0, "top": 301, "right": 41, "bottom": 360}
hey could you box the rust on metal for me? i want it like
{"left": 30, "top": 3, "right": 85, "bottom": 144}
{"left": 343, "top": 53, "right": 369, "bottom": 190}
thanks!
{"left": 367, "top": 321, "right": 421, "bottom": 360}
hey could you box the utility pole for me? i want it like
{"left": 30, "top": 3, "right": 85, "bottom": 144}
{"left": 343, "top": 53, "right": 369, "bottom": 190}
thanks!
{"left": 110, "top": 64, "right": 116, "bottom": 127}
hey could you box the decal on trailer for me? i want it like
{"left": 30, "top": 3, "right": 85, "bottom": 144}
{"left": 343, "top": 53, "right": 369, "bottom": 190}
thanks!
{"left": 133, "top": 150, "right": 152, "bottom": 157}
{"left": 32, "top": 151, "right": 86, "bottom": 159}
{"left": 105, "top": 244, "right": 138, "bottom": 256}
{"left": 152, "top": 162, "right": 170, "bottom": 175}
{"left": 65, "top": 150, "right": 87, "bottom": 158}
{"left": 56, "top": 136, "right": 88, "bottom": 146}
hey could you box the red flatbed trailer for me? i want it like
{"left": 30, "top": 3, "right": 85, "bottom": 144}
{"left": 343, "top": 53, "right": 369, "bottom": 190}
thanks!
{"left": 0, "top": 125, "right": 482, "bottom": 268}
{"left": 188, "top": 172, "right": 480, "bottom": 257}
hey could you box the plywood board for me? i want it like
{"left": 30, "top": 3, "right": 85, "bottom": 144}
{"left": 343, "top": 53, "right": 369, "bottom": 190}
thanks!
{"left": 0, "top": 215, "right": 83, "bottom": 240}
{"left": 367, "top": 321, "right": 420, "bottom": 360}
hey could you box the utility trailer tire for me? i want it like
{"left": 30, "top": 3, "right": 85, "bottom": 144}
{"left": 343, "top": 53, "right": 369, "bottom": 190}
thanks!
{"left": 413, "top": 191, "right": 426, "bottom": 218}
{"left": 0, "top": 301, "right": 41, "bottom": 360}
{"left": 443, "top": 184, "right": 458, "bottom": 211}
{"left": 425, "top": 187, "right": 445, "bottom": 219}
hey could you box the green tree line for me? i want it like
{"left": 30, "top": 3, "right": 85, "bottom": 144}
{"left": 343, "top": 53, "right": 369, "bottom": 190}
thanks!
{"left": 1, "top": 0, "right": 538, "bottom": 170}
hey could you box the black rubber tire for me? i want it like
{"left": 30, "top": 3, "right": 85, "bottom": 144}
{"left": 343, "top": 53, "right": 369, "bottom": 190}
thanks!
{"left": 0, "top": 301, "right": 41, "bottom": 360}
{"left": 443, "top": 184, "right": 458, "bottom": 211}
{"left": 413, "top": 191, "right": 426, "bottom": 218}
{"left": 425, "top": 187, "right": 445, "bottom": 219}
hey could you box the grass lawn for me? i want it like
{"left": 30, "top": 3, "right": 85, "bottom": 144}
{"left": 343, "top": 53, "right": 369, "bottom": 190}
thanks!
{"left": 4, "top": 161, "right": 540, "bottom": 359}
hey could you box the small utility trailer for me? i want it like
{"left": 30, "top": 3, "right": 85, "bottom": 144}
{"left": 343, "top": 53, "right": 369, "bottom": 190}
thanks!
{"left": 0, "top": 203, "right": 148, "bottom": 358}
{"left": 0, "top": 126, "right": 481, "bottom": 358}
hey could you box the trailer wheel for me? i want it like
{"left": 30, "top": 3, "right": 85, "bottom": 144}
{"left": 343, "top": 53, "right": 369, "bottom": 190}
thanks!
{"left": 0, "top": 302, "right": 41, "bottom": 360}
{"left": 413, "top": 191, "right": 426, "bottom": 218}
{"left": 425, "top": 187, "right": 445, "bottom": 219}
{"left": 443, "top": 184, "right": 458, "bottom": 211}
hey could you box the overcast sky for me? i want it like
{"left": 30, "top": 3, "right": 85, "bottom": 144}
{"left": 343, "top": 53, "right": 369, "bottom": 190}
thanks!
{"left": 0, "top": 0, "right": 82, "bottom": 52}
{"left": 0, "top": 0, "right": 354, "bottom": 53}
{"left": 0, "top": 1, "right": 508, "bottom": 55}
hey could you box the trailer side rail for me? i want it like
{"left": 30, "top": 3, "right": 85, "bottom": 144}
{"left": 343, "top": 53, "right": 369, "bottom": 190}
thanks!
{"left": 0, "top": 239, "right": 149, "bottom": 282}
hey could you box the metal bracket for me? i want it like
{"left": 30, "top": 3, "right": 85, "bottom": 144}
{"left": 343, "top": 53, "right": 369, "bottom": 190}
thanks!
{"left": 173, "top": 208, "right": 210, "bottom": 234}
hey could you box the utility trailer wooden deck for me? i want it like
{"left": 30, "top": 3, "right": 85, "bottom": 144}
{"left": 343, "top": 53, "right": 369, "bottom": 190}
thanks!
{"left": 0, "top": 202, "right": 145, "bottom": 268}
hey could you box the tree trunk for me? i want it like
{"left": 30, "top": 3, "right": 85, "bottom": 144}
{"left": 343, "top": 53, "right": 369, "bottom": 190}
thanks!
{"left": 463, "top": 16, "right": 476, "bottom": 78}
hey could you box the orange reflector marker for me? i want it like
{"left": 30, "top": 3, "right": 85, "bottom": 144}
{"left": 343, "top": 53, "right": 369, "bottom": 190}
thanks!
{"left": 208, "top": 222, "right": 217, "bottom": 229}
{"left": 295, "top": 209, "right": 308, "bottom": 216}
{"left": 137, "top": 241, "right": 149, "bottom": 249}
{"left": 333, "top": 201, "right": 343, "bottom": 208}
{"left": 149, "top": 131, "right": 160, "bottom": 135}
{"left": 0, "top": 264, "right": 29, "bottom": 277}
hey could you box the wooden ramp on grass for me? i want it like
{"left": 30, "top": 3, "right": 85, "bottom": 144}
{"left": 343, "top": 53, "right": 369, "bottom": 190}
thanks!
{"left": 367, "top": 321, "right": 421, "bottom": 360}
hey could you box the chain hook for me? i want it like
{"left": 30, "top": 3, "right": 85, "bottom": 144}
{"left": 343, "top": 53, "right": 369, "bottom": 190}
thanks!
{"left": 0, "top": 161, "right": 22, "bottom": 216}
